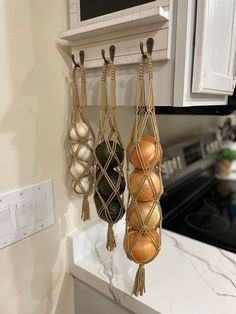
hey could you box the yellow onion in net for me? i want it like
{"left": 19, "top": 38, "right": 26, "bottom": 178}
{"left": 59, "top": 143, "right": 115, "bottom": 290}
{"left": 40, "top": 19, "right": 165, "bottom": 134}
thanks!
{"left": 127, "top": 135, "right": 161, "bottom": 169}
{"left": 123, "top": 229, "right": 159, "bottom": 264}
{"left": 127, "top": 201, "right": 161, "bottom": 230}
{"left": 129, "top": 169, "right": 162, "bottom": 201}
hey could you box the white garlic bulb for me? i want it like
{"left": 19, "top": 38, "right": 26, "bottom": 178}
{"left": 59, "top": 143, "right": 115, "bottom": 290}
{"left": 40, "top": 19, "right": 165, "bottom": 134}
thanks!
{"left": 70, "top": 161, "right": 87, "bottom": 177}
{"left": 73, "top": 176, "right": 91, "bottom": 194}
{"left": 69, "top": 121, "right": 89, "bottom": 140}
{"left": 72, "top": 139, "right": 93, "bottom": 162}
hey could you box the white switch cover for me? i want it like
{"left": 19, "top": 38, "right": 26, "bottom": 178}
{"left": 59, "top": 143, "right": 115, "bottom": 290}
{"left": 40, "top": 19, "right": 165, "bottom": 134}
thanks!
{"left": 0, "top": 180, "right": 55, "bottom": 249}
{"left": 0, "top": 206, "right": 12, "bottom": 238}
{"left": 16, "top": 199, "right": 35, "bottom": 228}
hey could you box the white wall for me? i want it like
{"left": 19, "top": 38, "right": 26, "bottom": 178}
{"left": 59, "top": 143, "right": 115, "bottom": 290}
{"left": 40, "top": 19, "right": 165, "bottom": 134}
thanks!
{"left": 0, "top": 0, "right": 221, "bottom": 313}
{"left": 0, "top": 1, "right": 77, "bottom": 313}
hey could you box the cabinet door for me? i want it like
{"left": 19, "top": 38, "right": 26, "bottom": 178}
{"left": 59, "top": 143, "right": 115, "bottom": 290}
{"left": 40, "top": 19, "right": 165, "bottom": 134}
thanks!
{"left": 192, "top": 0, "right": 236, "bottom": 95}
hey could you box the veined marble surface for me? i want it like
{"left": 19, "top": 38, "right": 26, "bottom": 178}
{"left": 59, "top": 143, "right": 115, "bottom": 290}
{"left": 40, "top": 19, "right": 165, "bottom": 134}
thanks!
{"left": 69, "top": 219, "right": 236, "bottom": 314}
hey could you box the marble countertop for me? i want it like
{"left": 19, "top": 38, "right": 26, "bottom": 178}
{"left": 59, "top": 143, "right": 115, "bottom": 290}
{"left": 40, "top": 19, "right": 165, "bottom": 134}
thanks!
{"left": 69, "top": 219, "right": 236, "bottom": 314}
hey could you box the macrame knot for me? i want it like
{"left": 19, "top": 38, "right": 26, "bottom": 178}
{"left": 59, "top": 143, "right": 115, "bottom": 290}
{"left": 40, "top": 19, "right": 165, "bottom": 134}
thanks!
{"left": 141, "top": 225, "right": 149, "bottom": 234}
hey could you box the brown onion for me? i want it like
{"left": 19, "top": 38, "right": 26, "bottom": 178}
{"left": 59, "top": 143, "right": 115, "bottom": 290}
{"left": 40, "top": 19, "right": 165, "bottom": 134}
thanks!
{"left": 123, "top": 230, "right": 160, "bottom": 264}
{"left": 129, "top": 169, "right": 162, "bottom": 201}
{"left": 128, "top": 201, "right": 161, "bottom": 230}
{"left": 127, "top": 136, "right": 162, "bottom": 169}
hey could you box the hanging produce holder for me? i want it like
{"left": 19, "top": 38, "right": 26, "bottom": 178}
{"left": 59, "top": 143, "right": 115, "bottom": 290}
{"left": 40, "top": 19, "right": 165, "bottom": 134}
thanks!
{"left": 124, "top": 39, "right": 164, "bottom": 296}
{"left": 94, "top": 46, "right": 126, "bottom": 251}
{"left": 68, "top": 52, "right": 95, "bottom": 221}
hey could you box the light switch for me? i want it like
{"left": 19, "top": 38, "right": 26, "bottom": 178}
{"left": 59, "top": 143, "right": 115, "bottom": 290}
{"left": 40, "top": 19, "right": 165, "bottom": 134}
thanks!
{"left": 0, "top": 180, "right": 54, "bottom": 249}
{"left": 35, "top": 195, "right": 48, "bottom": 221}
{"left": 16, "top": 199, "right": 35, "bottom": 229}
{"left": 0, "top": 206, "right": 12, "bottom": 237}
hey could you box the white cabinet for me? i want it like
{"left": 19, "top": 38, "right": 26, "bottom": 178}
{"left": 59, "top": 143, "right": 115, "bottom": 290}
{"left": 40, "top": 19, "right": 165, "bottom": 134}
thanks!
{"left": 192, "top": 0, "right": 236, "bottom": 96}
{"left": 173, "top": 0, "right": 236, "bottom": 107}
{"left": 74, "top": 279, "right": 132, "bottom": 314}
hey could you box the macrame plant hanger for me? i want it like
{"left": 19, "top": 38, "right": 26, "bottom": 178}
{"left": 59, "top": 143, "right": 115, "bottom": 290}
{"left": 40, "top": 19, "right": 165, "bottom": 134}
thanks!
{"left": 68, "top": 51, "right": 95, "bottom": 221}
{"left": 124, "top": 38, "right": 164, "bottom": 296}
{"left": 94, "top": 46, "right": 126, "bottom": 251}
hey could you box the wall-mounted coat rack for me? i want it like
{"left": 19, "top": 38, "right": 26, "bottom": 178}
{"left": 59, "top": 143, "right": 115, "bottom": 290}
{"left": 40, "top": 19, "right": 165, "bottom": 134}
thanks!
{"left": 60, "top": 1, "right": 172, "bottom": 69}
{"left": 71, "top": 39, "right": 155, "bottom": 68}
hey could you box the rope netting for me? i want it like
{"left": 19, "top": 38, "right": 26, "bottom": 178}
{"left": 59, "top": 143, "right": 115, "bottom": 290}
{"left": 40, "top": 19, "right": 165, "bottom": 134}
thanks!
{"left": 94, "top": 59, "right": 126, "bottom": 251}
{"left": 124, "top": 54, "right": 164, "bottom": 296}
{"left": 68, "top": 64, "right": 95, "bottom": 221}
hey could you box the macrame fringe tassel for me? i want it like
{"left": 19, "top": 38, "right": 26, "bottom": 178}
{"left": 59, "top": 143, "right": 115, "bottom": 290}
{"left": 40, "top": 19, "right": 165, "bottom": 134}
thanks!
{"left": 132, "top": 264, "right": 146, "bottom": 297}
{"left": 106, "top": 223, "right": 116, "bottom": 251}
{"left": 81, "top": 196, "right": 90, "bottom": 221}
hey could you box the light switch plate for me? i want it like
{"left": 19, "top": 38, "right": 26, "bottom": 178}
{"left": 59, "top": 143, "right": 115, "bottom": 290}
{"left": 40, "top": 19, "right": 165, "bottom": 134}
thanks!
{"left": 0, "top": 180, "right": 55, "bottom": 249}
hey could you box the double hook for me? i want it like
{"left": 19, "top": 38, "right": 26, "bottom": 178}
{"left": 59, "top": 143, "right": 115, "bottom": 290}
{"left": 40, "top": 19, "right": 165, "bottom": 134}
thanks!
{"left": 101, "top": 45, "right": 116, "bottom": 64}
{"left": 71, "top": 50, "right": 85, "bottom": 68}
{"left": 140, "top": 38, "right": 154, "bottom": 58}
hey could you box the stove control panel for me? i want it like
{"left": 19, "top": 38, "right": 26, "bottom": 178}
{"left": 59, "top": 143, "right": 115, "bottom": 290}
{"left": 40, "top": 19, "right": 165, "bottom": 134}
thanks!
{"left": 162, "top": 155, "right": 183, "bottom": 178}
{"left": 162, "top": 131, "right": 221, "bottom": 183}
{"left": 184, "top": 142, "right": 202, "bottom": 165}
{"left": 204, "top": 140, "right": 220, "bottom": 155}
{"left": 176, "top": 156, "right": 183, "bottom": 169}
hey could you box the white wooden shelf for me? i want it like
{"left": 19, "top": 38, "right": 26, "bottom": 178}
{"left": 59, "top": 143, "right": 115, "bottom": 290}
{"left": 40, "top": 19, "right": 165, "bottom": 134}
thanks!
{"left": 60, "top": 5, "right": 169, "bottom": 42}
{"left": 59, "top": 1, "right": 172, "bottom": 69}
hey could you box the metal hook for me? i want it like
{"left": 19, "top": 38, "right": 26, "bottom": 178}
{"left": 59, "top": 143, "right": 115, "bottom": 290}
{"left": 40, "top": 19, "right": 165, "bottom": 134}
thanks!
{"left": 71, "top": 54, "right": 80, "bottom": 68}
{"left": 147, "top": 38, "right": 154, "bottom": 55}
{"left": 140, "top": 42, "right": 146, "bottom": 58}
{"left": 139, "top": 38, "right": 154, "bottom": 58}
{"left": 109, "top": 45, "right": 115, "bottom": 62}
{"left": 79, "top": 50, "right": 85, "bottom": 65}
{"left": 101, "top": 49, "right": 109, "bottom": 64}
{"left": 101, "top": 45, "right": 116, "bottom": 63}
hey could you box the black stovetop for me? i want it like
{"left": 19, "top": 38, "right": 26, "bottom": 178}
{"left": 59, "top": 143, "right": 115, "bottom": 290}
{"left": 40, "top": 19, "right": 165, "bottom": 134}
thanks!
{"left": 161, "top": 174, "right": 236, "bottom": 253}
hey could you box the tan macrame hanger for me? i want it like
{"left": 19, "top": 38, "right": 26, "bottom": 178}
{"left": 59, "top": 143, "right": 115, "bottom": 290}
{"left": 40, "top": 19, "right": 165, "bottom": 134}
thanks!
{"left": 125, "top": 39, "right": 164, "bottom": 296}
{"left": 68, "top": 52, "right": 95, "bottom": 221}
{"left": 94, "top": 47, "right": 126, "bottom": 251}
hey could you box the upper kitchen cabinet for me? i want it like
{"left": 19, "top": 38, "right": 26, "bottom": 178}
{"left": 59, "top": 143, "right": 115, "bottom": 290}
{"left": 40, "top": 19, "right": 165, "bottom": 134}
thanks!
{"left": 192, "top": 0, "right": 236, "bottom": 96}
{"left": 173, "top": 0, "right": 236, "bottom": 107}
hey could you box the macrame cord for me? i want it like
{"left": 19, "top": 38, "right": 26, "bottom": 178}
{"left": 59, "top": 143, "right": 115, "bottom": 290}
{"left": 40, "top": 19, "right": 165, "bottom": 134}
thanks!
{"left": 125, "top": 53, "right": 164, "bottom": 296}
{"left": 68, "top": 64, "right": 95, "bottom": 221}
{"left": 94, "top": 59, "right": 126, "bottom": 251}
